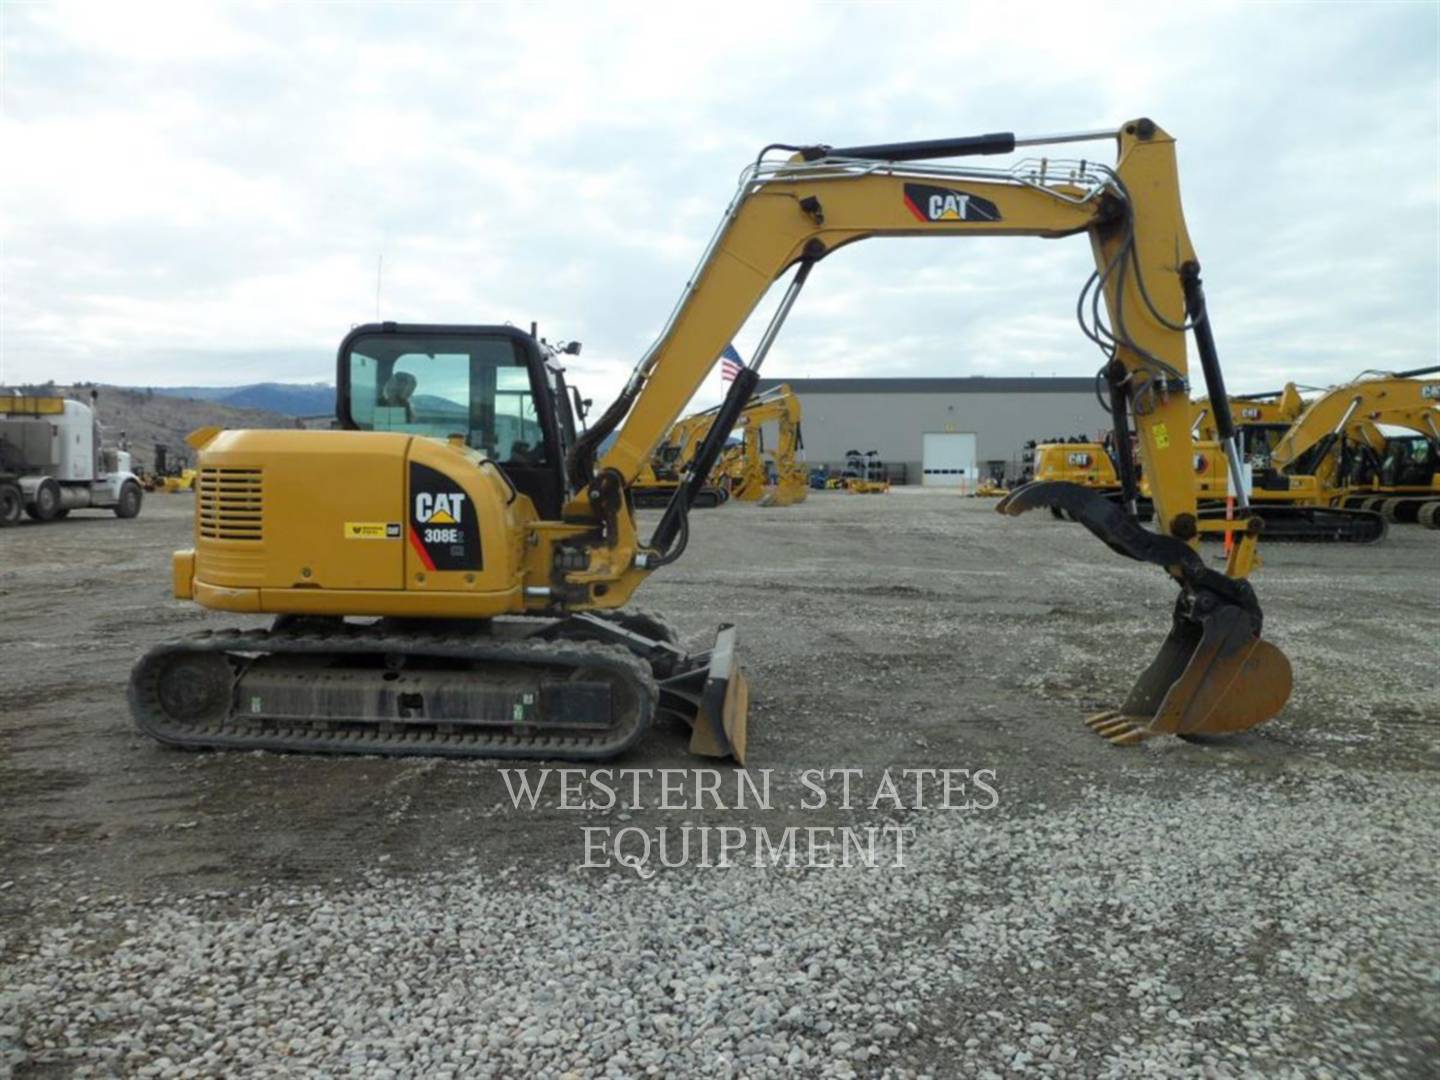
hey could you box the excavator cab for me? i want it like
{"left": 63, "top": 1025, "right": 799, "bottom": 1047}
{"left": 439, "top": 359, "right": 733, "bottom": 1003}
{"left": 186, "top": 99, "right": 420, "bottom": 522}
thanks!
{"left": 338, "top": 323, "right": 571, "bottom": 519}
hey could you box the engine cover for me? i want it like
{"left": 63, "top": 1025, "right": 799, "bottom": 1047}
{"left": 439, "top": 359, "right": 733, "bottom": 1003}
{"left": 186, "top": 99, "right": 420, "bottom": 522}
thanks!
{"left": 180, "top": 429, "right": 530, "bottom": 618}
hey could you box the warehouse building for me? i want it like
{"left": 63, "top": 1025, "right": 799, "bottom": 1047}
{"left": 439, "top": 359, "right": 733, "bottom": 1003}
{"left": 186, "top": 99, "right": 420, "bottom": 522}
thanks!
{"left": 755, "top": 376, "right": 1108, "bottom": 486}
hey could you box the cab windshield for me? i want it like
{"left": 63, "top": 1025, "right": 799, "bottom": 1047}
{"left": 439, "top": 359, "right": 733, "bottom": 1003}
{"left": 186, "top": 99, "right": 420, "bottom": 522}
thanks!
{"left": 345, "top": 333, "right": 547, "bottom": 464}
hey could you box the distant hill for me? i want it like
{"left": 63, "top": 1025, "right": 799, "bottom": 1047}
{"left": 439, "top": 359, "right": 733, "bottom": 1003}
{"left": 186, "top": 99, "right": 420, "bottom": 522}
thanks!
{"left": 150, "top": 382, "right": 334, "bottom": 417}
{"left": 4, "top": 383, "right": 296, "bottom": 473}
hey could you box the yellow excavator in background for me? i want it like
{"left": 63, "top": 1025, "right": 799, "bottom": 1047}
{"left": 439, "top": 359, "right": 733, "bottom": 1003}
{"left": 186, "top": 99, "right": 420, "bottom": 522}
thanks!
{"left": 1347, "top": 431, "right": 1440, "bottom": 528}
{"left": 1192, "top": 383, "right": 1306, "bottom": 442}
{"left": 1267, "top": 368, "right": 1440, "bottom": 531}
{"left": 719, "top": 385, "right": 808, "bottom": 506}
{"left": 1031, "top": 439, "right": 1119, "bottom": 490}
{"left": 633, "top": 409, "right": 730, "bottom": 509}
{"left": 1188, "top": 384, "right": 1306, "bottom": 500}
{"left": 130, "top": 118, "right": 1293, "bottom": 759}
{"left": 637, "top": 384, "right": 806, "bottom": 507}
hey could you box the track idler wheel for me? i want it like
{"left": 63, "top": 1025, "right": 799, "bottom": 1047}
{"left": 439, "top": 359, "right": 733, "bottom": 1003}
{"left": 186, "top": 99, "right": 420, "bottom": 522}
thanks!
{"left": 998, "top": 480, "right": 1293, "bottom": 745}
{"left": 1419, "top": 501, "right": 1440, "bottom": 530}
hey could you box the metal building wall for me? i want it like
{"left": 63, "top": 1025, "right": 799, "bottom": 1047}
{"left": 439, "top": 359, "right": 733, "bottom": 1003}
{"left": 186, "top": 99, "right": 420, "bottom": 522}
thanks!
{"left": 756, "top": 378, "right": 1108, "bottom": 484}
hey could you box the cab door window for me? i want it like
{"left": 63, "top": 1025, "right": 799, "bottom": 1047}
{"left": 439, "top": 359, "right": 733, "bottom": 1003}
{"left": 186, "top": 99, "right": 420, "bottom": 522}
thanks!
{"left": 345, "top": 333, "right": 546, "bottom": 466}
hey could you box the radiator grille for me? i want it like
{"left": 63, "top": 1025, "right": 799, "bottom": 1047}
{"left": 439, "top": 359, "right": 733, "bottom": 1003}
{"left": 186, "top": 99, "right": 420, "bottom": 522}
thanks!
{"left": 197, "top": 467, "right": 263, "bottom": 542}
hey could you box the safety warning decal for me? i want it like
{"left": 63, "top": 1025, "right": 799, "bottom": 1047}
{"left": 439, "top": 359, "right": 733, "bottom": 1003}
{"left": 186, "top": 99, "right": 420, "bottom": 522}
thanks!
{"left": 409, "top": 462, "right": 482, "bottom": 571}
{"left": 902, "top": 183, "right": 1001, "bottom": 224}
{"left": 344, "top": 522, "right": 401, "bottom": 540}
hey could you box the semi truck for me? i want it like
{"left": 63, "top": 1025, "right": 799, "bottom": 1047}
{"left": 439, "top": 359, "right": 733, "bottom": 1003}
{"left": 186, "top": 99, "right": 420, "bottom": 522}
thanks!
{"left": 0, "top": 392, "right": 144, "bottom": 526}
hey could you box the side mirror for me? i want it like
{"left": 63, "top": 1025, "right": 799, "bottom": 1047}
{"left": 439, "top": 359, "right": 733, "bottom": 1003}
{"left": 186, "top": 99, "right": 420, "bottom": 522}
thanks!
{"left": 565, "top": 341, "right": 582, "bottom": 356}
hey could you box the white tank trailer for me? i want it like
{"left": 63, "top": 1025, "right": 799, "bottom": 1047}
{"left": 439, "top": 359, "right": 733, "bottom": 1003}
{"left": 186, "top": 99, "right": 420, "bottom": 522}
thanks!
{"left": 0, "top": 392, "right": 144, "bottom": 526}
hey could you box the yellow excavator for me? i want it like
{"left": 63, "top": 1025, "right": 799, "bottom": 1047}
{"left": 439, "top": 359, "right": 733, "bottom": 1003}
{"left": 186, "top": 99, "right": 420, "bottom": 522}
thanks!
{"left": 129, "top": 118, "right": 1293, "bottom": 758}
{"left": 1031, "top": 439, "right": 1119, "bottom": 490}
{"left": 633, "top": 410, "right": 731, "bottom": 509}
{"left": 637, "top": 383, "right": 804, "bottom": 507}
{"left": 1192, "top": 383, "right": 1306, "bottom": 441}
{"left": 1266, "top": 368, "right": 1440, "bottom": 532}
{"left": 1187, "top": 384, "right": 1306, "bottom": 500}
{"left": 718, "top": 385, "right": 808, "bottom": 506}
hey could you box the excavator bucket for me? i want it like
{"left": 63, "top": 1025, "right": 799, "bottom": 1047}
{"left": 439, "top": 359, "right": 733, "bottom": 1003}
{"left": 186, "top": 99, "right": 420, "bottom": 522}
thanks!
{"left": 758, "top": 481, "right": 805, "bottom": 508}
{"left": 657, "top": 625, "right": 750, "bottom": 762}
{"left": 1084, "top": 595, "right": 1293, "bottom": 745}
{"left": 998, "top": 480, "right": 1293, "bottom": 744}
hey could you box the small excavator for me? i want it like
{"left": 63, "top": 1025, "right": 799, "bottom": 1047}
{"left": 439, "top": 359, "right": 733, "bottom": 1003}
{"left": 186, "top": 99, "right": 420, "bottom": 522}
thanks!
{"left": 633, "top": 410, "right": 730, "bottom": 509}
{"left": 718, "top": 385, "right": 808, "bottom": 506}
{"left": 1029, "top": 435, "right": 1120, "bottom": 514}
{"left": 130, "top": 118, "right": 1293, "bottom": 759}
{"left": 635, "top": 384, "right": 805, "bottom": 507}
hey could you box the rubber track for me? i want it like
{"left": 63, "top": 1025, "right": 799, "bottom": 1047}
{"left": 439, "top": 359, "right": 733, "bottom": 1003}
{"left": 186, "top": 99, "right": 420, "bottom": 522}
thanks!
{"left": 632, "top": 486, "right": 724, "bottom": 509}
{"left": 1341, "top": 494, "right": 1440, "bottom": 526}
{"left": 1198, "top": 506, "right": 1387, "bottom": 544}
{"left": 128, "top": 626, "right": 659, "bottom": 761}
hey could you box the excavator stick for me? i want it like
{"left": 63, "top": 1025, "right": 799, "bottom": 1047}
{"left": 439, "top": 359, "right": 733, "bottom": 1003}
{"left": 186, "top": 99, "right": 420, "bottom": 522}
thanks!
{"left": 998, "top": 480, "right": 1293, "bottom": 744}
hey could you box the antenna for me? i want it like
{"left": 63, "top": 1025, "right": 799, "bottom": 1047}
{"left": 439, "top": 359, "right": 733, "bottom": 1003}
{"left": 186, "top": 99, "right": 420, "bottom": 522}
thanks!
{"left": 374, "top": 254, "right": 384, "bottom": 320}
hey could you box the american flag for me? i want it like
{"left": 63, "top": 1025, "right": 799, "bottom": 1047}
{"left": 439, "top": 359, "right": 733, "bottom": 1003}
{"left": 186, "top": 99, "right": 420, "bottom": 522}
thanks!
{"left": 720, "top": 343, "right": 744, "bottom": 382}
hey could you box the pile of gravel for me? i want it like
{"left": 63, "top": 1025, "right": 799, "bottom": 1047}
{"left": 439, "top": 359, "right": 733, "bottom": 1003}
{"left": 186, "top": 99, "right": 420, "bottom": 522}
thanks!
{"left": 4, "top": 766, "right": 1436, "bottom": 1078}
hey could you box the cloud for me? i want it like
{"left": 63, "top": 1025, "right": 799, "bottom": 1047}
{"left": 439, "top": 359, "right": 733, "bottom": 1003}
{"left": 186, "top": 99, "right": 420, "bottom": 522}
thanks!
{"left": 1, "top": 0, "right": 1435, "bottom": 412}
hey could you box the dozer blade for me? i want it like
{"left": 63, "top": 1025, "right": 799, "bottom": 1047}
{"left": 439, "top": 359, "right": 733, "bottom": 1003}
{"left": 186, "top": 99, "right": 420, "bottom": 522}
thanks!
{"left": 657, "top": 625, "right": 749, "bottom": 762}
{"left": 999, "top": 480, "right": 1293, "bottom": 745}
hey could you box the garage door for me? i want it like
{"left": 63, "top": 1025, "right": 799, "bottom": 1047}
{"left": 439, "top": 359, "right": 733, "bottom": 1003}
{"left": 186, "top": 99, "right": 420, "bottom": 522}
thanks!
{"left": 922, "top": 432, "right": 976, "bottom": 487}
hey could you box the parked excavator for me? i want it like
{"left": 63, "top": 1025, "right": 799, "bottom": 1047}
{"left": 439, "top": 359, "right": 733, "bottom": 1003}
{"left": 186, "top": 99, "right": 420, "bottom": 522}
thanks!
{"left": 633, "top": 409, "right": 730, "bottom": 509}
{"left": 1029, "top": 436, "right": 1120, "bottom": 516}
{"left": 129, "top": 118, "right": 1293, "bottom": 759}
{"left": 1176, "top": 370, "right": 1438, "bottom": 542}
{"left": 1346, "top": 432, "right": 1440, "bottom": 528}
{"left": 636, "top": 384, "right": 805, "bottom": 507}
{"left": 1192, "top": 383, "right": 1306, "bottom": 442}
{"left": 1267, "top": 367, "right": 1440, "bottom": 532}
{"left": 719, "top": 385, "right": 808, "bottom": 506}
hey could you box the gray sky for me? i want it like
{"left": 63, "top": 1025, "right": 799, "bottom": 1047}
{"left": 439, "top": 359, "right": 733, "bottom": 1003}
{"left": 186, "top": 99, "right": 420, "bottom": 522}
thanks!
{"left": 2, "top": 1, "right": 1437, "bottom": 410}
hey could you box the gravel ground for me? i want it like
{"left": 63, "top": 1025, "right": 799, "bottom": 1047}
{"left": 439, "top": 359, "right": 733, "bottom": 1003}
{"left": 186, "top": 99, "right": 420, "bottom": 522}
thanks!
{"left": 2, "top": 492, "right": 1437, "bottom": 1077}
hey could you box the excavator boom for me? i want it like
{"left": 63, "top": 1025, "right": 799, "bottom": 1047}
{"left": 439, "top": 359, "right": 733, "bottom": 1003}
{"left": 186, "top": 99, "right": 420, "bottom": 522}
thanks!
{"left": 566, "top": 119, "right": 1292, "bottom": 746}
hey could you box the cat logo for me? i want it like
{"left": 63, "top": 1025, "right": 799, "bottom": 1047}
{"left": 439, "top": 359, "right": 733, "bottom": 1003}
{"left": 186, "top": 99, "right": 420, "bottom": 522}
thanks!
{"left": 1066, "top": 452, "right": 1092, "bottom": 467}
{"left": 1422, "top": 384, "right": 1440, "bottom": 400}
{"left": 415, "top": 491, "right": 467, "bottom": 525}
{"left": 1240, "top": 406, "right": 1262, "bottom": 419}
{"left": 409, "top": 462, "right": 483, "bottom": 572}
{"left": 902, "top": 183, "right": 1002, "bottom": 224}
